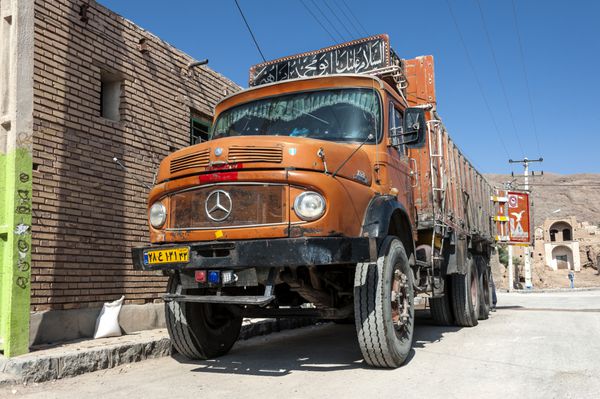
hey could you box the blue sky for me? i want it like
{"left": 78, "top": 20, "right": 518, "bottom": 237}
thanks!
{"left": 99, "top": 0, "right": 600, "bottom": 174}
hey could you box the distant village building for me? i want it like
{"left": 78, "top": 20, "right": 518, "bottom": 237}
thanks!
{"left": 533, "top": 217, "right": 600, "bottom": 271}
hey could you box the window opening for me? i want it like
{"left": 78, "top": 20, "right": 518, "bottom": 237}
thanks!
{"left": 100, "top": 71, "right": 122, "bottom": 121}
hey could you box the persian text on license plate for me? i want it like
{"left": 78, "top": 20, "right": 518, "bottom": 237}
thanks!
{"left": 144, "top": 247, "right": 189, "bottom": 265}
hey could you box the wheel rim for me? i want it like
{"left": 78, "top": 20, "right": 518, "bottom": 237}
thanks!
{"left": 391, "top": 265, "right": 411, "bottom": 338}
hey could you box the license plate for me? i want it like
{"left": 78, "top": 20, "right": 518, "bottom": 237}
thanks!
{"left": 144, "top": 247, "right": 189, "bottom": 265}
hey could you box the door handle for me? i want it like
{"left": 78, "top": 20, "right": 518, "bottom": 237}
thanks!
{"left": 409, "top": 158, "right": 418, "bottom": 188}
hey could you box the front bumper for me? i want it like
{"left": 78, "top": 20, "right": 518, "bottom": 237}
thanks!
{"left": 131, "top": 237, "right": 373, "bottom": 271}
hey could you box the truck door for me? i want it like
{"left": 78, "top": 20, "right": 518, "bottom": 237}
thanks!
{"left": 387, "top": 102, "right": 414, "bottom": 218}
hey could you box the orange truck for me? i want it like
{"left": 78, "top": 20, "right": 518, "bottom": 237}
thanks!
{"left": 132, "top": 35, "right": 499, "bottom": 368}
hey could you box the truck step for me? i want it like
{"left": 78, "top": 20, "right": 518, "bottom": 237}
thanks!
{"left": 163, "top": 293, "right": 275, "bottom": 306}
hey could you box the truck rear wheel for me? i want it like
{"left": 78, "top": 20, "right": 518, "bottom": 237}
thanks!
{"left": 477, "top": 257, "right": 492, "bottom": 320}
{"left": 165, "top": 274, "right": 242, "bottom": 360}
{"left": 354, "top": 236, "right": 415, "bottom": 368}
{"left": 450, "top": 256, "right": 479, "bottom": 327}
{"left": 430, "top": 277, "right": 454, "bottom": 325}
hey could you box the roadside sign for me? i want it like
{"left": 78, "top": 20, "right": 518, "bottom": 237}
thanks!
{"left": 507, "top": 191, "right": 531, "bottom": 243}
{"left": 492, "top": 190, "right": 532, "bottom": 245}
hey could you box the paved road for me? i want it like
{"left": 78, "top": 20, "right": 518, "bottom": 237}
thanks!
{"left": 3, "top": 290, "right": 600, "bottom": 399}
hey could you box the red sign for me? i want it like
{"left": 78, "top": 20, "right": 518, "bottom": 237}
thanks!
{"left": 507, "top": 191, "right": 531, "bottom": 244}
{"left": 493, "top": 190, "right": 531, "bottom": 245}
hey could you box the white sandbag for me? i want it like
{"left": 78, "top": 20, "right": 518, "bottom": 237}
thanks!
{"left": 93, "top": 295, "right": 125, "bottom": 339}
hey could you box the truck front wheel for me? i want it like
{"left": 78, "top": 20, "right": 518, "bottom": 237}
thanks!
{"left": 165, "top": 274, "right": 242, "bottom": 360}
{"left": 354, "top": 236, "right": 415, "bottom": 368}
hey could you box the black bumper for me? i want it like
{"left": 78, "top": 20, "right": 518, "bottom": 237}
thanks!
{"left": 131, "top": 237, "right": 374, "bottom": 271}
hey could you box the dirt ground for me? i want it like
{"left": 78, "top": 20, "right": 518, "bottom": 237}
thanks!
{"left": 494, "top": 261, "right": 600, "bottom": 290}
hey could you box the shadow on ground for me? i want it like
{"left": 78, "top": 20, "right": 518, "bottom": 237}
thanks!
{"left": 176, "top": 310, "right": 462, "bottom": 377}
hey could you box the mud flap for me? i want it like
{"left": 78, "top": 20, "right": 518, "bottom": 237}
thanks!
{"left": 446, "top": 232, "right": 467, "bottom": 275}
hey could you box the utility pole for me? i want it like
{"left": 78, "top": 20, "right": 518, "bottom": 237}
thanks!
{"left": 509, "top": 157, "right": 543, "bottom": 289}
{"left": 508, "top": 245, "right": 514, "bottom": 292}
{"left": 502, "top": 180, "right": 515, "bottom": 292}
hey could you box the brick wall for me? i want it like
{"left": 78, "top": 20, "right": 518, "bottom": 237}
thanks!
{"left": 30, "top": 0, "right": 240, "bottom": 311}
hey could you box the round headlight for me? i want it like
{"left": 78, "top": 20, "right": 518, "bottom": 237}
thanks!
{"left": 149, "top": 202, "right": 167, "bottom": 228}
{"left": 294, "top": 191, "right": 326, "bottom": 221}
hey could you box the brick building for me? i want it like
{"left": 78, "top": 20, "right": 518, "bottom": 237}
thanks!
{"left": 2, "top": 0, "right": 239, "bottom": 346}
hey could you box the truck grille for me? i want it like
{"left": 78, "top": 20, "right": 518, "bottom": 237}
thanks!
{"left": 227, "top": 146, "right": 283, "bottom": 164}
{"left": 170, "top": 149, "right": 210, "bottom": 174}
{"left": 169, "top": 184, "right": 287, "bottom": 229}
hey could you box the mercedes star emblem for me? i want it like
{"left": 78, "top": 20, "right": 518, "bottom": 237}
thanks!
{"left": 205, "top": 190, "right": 232, "bottom": 221}
{"left": 214, "top": 147, "right": 223, "bottom": 157}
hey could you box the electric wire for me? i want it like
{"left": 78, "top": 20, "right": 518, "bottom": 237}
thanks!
{"left": 299, "top": 0, "right": 340, "bottom": 43}
{"left": 234, "top": 0, "right": 266, "bottom": 62}
{"left": 444, "top": 0, "right": 512, "bottom": 160}
{"left": 511, "top": 0, "right": 543, "bottom": 158}
{"left": 310, "top": 0, "right": 347, "bottom": 42}
{"left": 333, "top": 0, "right": 363, "bottom": 38}
{"left": 475, "top": 0, "right": 525, "bottom": 157}
{"left": 339, "top": 0, "right": 369, "bottom": 36}
{"left": 323, "top": 0, "right": 354, "bottom": 40}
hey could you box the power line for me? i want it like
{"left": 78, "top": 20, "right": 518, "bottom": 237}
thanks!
{"left": 338, "top": 0, "right": 369, "bottom": 36}
{"left": 475, "top": 0, "right": 525, "bottom": 157}
{"left": 234, "top": 0, "right": 266, "bottom": 62}
{"left": 511, "top": 0, "right": 542, "bottom": 158}
{"left": 333, "top": 0, "right": 363, "bottom": 38}
{"left": 310, "top": 0, "right": 346, "bottom": 42}
{"left": 299, "top": 0, "right": 339, "bottom": 43}
{"left": 445, "top": 0, "right": 511, "bottom": 159}
{"left": 323, "top": 1, "right": 354, "bottom": 40}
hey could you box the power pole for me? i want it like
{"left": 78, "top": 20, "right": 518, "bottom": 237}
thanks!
{"left": 509, "top": 157, "right": 543, "bottom": 289}
{"left": 502, "top": 180, "right": 515, "bottom": 292}
{"left": 508, "top": 245, "right": 514, "bottom": 292}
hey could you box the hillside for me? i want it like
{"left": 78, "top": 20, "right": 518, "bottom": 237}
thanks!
{"left": 484, "top": 173, "right": 600, "bottom": 227}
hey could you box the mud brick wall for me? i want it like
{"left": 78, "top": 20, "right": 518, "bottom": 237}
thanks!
{"left": 30, "top": 0, "right": 239, "bottom": 310}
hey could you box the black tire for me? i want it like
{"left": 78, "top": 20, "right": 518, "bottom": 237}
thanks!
{"left": 165, "top": 273, "right": 242, "bottom": 360}
{"left": 430, "top": 277, "right": 454, "bottom": 325}
{"left": 333, "top": 317, "right": 355, "bottom": 324}
{"left": 450, "top": 256, "right": 479, "bottom": 327}
{"left": 354, "top": 236, "right": 415, "bottom": 368}
{"left": 477, "top": 257, "right": 491, "bottom": 320}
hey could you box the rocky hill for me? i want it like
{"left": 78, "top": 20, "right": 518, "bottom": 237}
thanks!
{"left": 484, "top": 173, "right": 600, "bottom": 227}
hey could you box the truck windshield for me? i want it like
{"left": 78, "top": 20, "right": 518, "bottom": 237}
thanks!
{"left": 211, "top": 88, "right": 380, "bottom": 143}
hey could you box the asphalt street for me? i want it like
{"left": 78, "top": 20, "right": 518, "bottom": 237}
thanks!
{"left": 3, "top": 290, "right": 599, "bottom": 399}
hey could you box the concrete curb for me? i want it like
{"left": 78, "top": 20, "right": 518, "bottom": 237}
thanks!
{"left": 503, "top": 287, "right": 600, "bottom": 294}
{"left": 0, "top": 318, "right": 315, "bottom": 385}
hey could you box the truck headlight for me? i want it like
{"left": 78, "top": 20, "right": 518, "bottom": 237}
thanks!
{"left": 149, "top": 202, "right": 167, "bottom": 228}
{"left": 294, "top": 191, "right": 326, "bottom": 221}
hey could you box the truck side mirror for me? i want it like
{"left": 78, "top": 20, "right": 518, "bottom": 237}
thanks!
{"left": 402, "top": 108, "right": 426, "bottom": 146}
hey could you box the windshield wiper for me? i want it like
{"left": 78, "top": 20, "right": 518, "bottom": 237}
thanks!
{"left": 331, "top": 134, "right": 374, "bottom": 178}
